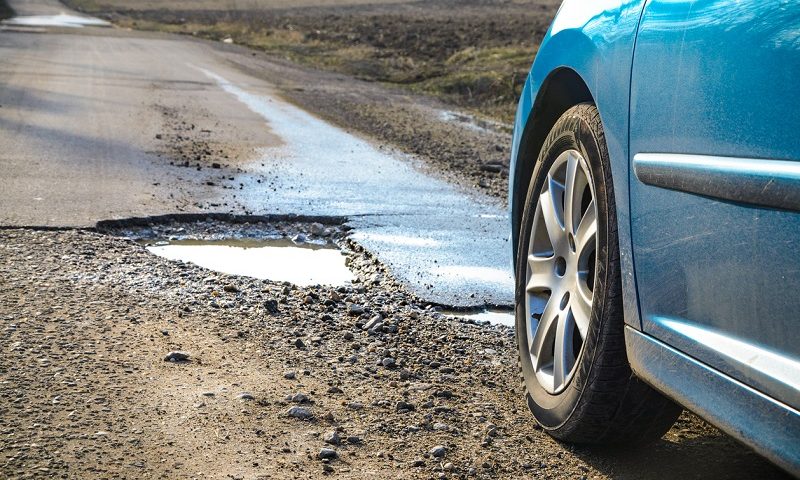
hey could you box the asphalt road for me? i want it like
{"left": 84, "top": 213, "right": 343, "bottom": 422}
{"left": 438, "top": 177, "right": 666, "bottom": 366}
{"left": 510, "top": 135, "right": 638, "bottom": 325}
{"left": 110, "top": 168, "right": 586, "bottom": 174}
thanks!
{"left": 0, "top": 0, "right": 513, "bottom": 307}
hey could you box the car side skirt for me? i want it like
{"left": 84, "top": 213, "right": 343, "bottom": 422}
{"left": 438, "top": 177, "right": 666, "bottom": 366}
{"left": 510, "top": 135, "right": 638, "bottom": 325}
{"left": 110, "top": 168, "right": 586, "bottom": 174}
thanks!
{"left": 624, "top": 326, "right": 800, "bottom": 475}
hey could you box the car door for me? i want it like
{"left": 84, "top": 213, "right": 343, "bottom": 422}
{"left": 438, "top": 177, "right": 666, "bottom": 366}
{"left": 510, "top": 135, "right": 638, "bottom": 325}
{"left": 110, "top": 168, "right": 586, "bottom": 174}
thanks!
{"left": 628, "top": 0, "right": 800, "bottom": 410}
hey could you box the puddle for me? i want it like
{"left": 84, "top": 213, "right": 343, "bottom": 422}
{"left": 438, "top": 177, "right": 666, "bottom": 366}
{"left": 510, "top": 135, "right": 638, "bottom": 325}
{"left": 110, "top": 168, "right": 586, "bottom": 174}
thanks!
{"left": 144, "top": 238, "right": 354, "bottom": 287}
{"left": 2, "top": 14, "right": 111, "bottom": 28}
{"left": 443, "top": 309, "right": 516, "bottom": 327}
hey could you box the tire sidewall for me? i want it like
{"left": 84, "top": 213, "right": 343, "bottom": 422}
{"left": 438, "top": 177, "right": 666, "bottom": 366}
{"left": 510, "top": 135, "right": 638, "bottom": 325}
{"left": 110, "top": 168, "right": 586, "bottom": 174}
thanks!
{"left": 515, "top": 105, "right": 613, "bottom": 431}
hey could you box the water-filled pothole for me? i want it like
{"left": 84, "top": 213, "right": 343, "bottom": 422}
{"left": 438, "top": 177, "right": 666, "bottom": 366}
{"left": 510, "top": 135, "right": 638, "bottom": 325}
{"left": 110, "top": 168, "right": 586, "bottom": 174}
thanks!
{"left": 442, "top": 309, "right": 515, "bottom": 327}
{"left": 143, "top": 238, "right": 355, "bottom": 287}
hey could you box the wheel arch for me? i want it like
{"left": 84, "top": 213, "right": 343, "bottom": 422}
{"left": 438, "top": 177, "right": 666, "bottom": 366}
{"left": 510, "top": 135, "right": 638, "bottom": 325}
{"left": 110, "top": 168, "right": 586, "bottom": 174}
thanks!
{"left": 511, "top": 67, "right": 594, "bottom": 263}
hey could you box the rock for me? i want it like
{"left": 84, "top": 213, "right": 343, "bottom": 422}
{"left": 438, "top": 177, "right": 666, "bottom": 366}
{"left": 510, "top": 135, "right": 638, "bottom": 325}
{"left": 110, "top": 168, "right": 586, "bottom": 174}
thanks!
{"left": 381, "top": 357, "right": 396, "bottom": 368}
{"left": 363, "top": 314, "right": 383, "bottom": 330}
{"left": 291, "top": 234, "right": 307, "bottom": 244}
{"left": 412, "top": 459, "right": 425, "bottom": 467}
{"left": 346, "top": 402, "right": 364, "bottom": 410}
{"left": 201, "top": 391, "right": 215, "bottom": 397}
{"left": 480, "top": 163, "right": 503, "bottom": 173}
{"left": 430, "top": 445, "right": 446, "bottom": 458}
{"left": 327, "top": 386, "right": 343, "bottom": 394}
{"left": 294, "top": 338, "right": 306, "bottom": 349}
{"left": 343, "top": 332, "right": 354, "bottom": 341}
{"left": 396, "top": 400, "right": 415, "bottom": 412}
{"left": 211, "top": 162, "right": 221, "bottom": 169}
{"left": 323, "top": 430, "right": 340, "bottom": 445}
{"left": 318, "top": 448, "right": 338, "bottom": 460}
{"left": 164, "top": 351, "right": 190, "bottom": 362}
{"left": 346, "top": 435, "right": 362, "bottom": 444}
{"left": 264, "top": 300, "right": 280, "bottom": 314}
{"left": 444, "top": 462, "right": 455, "bottom": 472}
{"left": 290, "top": 392, "right": 309, "bottom": 403}
{"left": 223, "top": 284, "right": 239, "bottom": 293}
{"left": 237, "top": 392, "right": 255, "bottom": 401}
{"left": 348, "top": 304, "right": 365, "bottom": 315}
{"left": 284, "top": 371, "right": 296, "bottom": 380}
{"left": 287, "top": 406, "right": 313, "bottom": 420}
{"left": 310, "top": 223, "right": 325, "bottom": 235}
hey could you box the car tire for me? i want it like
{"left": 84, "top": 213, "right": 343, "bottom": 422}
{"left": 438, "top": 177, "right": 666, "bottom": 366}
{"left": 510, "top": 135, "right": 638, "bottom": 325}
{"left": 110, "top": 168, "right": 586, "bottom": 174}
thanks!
{"left": 515, "top": 103, "right": 681, "bottom": 444}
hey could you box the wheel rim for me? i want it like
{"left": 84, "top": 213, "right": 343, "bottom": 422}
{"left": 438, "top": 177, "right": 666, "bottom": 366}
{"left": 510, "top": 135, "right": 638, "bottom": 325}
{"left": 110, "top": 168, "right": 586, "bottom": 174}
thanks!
{"left": 525, "top": 149, "right": 598, "bottom": 395}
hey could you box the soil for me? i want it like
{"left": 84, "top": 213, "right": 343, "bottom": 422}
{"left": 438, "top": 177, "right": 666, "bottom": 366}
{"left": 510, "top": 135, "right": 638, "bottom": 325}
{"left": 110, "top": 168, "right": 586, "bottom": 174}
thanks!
{"left": 64, "top": 0, "right": 561, "bottom": 123}
{"left": 0, "top": 225, "right": 788, "bottom": 479}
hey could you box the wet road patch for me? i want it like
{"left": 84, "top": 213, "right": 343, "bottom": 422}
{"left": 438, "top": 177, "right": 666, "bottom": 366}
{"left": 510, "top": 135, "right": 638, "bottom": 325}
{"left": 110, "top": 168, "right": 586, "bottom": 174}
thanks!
{"left": 144, "top": 238, "right": 354, "bottom": 287}
{"left": 442, "top": 308, "right": 515, "bottom": 327}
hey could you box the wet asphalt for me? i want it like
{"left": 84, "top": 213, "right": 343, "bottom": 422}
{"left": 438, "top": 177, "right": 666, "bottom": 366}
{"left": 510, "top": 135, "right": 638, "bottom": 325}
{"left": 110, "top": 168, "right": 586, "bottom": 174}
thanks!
{"left": 0, "top": 0, "right": 513, "bottom": 307}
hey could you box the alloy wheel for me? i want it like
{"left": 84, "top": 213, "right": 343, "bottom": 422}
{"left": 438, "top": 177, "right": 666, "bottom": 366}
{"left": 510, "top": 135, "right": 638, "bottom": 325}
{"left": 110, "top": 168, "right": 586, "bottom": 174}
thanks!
{"left": 525, "top": 149, "right": 598, "bottom": 394}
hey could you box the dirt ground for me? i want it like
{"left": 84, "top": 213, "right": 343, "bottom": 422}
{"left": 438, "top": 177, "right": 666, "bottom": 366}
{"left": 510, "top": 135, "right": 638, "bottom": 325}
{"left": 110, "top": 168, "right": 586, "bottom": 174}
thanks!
{"left": 0, "top": 225, "right": 789, "bottom": 479}
{"left": 63, "top": 0, "right": 561, "bottom": 124}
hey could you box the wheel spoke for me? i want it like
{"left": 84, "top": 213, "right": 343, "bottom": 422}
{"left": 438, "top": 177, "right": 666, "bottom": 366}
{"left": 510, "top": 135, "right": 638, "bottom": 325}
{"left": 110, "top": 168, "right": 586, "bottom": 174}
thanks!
{"left": 563, "top": 153, "right": 580, "bottom": 235}
{"left": 553, "top": 312, "right": 576, "bottom": 390}
{"left": 529, "top": 295, "right": 559, "bottom": 369}
{"left": 538, "top": 183, "right": 564, "bottom": 250}
{"left": 571, "top": 287, "right": 591, "bottom": 339}
{"left": 526, "top": 254, "right": 558, "bottom": 292}
{"left": 575, "top": 199, "right": 597, "bottom": 255}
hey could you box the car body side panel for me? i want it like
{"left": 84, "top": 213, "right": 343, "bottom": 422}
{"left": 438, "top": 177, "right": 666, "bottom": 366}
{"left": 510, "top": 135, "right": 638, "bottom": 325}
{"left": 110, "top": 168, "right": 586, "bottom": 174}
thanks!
{"left": 509, "top": 0, "right": 647, "bottom": 328}
{"left": 629, "top": 0, "right": 800, "bottom": 409}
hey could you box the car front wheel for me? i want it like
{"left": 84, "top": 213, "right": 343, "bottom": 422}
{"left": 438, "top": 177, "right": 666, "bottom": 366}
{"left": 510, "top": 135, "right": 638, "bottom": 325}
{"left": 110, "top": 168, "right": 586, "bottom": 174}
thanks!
{"left": 515, "top": 103, "right": 681, "bottom": 444}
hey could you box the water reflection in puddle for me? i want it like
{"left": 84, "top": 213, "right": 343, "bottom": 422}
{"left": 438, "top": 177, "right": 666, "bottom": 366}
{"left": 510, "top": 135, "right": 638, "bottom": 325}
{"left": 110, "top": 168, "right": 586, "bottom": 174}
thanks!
{"left": 443, "top": 309, "right": 515, "bottom": 327}
{"left": 144, "top": 239, "right": 354, "bottom": 287}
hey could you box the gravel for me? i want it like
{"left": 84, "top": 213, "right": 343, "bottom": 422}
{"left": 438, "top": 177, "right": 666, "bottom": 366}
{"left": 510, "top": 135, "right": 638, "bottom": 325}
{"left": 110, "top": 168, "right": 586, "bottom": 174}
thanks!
{"left": 0, "top": 228, "right": 785, "bottom": 479}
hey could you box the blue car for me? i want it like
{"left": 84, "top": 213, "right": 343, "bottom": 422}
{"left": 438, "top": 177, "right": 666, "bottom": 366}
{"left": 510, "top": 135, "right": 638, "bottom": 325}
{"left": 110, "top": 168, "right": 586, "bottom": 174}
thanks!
{"left": 509, "top": 0, "right": 799, "bottom": 474}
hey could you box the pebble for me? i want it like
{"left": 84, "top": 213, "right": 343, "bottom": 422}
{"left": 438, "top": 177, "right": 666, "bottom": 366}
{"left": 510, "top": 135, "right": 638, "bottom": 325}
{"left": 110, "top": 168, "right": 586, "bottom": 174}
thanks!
{"left": 284, "top": 371, "right": 296, "bottom": 380}
{"left": 163, "top": 351, "right": 190, "bottom": 362}
{"left": 348, "top": 304, "right": 365, "bottom": 315}
{"left": 238, "top": 392, "right": 255, "bottom": 401}
{"left": 396, "top": 401, "right": 415, "bottom": 412}
{"left": 294, "top": 338, "right": 306, "bottom": 349}
{"left": 323, "top": 430, "right": 340, "bottom": 445}
{"left": 290, "top": 392, "right": 309, "bottom": 403}
{"left": 318, "top": 448, "right": 338, "bottom": 460}
{"left": 381, "top": 357, "right": 396, "bottom": 368}
{"left": 287, "top": 406, "right": 313, "bottom": 420}
{"left": 430, "top": 445, "right": 446, "bottom": 458}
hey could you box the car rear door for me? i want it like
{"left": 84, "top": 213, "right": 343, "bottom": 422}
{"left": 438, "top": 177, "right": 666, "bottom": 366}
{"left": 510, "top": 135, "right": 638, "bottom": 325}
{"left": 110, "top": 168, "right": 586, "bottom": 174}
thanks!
{"left": 628, "top": 0, "right": 800, "bottom": 409}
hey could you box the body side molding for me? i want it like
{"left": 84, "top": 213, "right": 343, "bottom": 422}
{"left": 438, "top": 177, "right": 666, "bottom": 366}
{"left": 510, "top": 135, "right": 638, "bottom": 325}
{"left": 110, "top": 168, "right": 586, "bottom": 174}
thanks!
{"left": 633, "top": 153, "right": 800, "bottom": 211}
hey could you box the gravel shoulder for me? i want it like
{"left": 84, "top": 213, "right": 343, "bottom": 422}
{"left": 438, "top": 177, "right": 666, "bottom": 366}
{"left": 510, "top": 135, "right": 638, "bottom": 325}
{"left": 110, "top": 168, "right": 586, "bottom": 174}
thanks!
{"left": 0, "top": 228, "right": 786, "bottom": 479}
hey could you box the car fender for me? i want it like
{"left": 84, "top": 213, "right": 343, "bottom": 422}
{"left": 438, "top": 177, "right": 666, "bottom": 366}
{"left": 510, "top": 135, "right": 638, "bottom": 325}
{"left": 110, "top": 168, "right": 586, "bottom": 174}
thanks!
{"left": 510, "top": 0, "right": 646, "bottom": 329}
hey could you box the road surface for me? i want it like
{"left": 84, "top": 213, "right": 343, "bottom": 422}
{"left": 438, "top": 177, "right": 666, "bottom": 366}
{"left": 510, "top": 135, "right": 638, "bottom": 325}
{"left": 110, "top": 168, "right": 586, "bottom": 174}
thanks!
{"left": 0, "top": 0, "right": 513, "bottom": 307}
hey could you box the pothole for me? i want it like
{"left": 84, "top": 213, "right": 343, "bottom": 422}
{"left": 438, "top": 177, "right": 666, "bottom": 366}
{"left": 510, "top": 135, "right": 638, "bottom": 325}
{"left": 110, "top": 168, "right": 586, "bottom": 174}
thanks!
{"left": 100, "top": 216, "right": 356, "bottom": 287}
{"left": 143, "top": 238, "right": 354, "bottom": 287}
